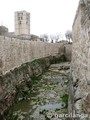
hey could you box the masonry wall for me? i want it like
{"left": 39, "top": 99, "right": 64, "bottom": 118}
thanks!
{"left": 0, "top": 36, "right": 65, "bottom": 74}
{"left": 72, "top": 0, "right": 90, "bottom": 115}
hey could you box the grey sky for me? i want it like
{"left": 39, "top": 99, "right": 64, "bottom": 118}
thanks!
{"left": 0, "top": 0, "right": 79, "bottom": 36}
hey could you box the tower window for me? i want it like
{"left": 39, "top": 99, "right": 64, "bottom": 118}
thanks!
{"left": 19, "top": 21, "right": 21, "bottom": 24}
{"left": 18, "top": 17, "right": 20, "bottom": 20}
{"left": 21, "top": 16, "right": 23, "bottom": 20}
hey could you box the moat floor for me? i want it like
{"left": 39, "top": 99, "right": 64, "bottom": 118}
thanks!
{"left": 7, "top": 62, "right": 70, "bottom": 120}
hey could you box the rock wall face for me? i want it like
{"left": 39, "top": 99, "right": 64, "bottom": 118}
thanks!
{"left": 72, "top": 0, "right": 90, "bottom": 116}
{"left": 0, "top": 36, "right": 66, "bottom": 74}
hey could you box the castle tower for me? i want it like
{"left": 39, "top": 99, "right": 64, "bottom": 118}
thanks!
{"left": 15, "top": 10, "right": 30, "bottom": 35}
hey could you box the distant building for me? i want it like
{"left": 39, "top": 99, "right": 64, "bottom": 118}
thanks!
{"left": 0, "top": 25, "right": 8, "bottom": 35}
{"left": 15, "top": 10, "right": 30, "bottom": 36}
{"left": 0, "top": 11, "right": 41, "bottom": 41}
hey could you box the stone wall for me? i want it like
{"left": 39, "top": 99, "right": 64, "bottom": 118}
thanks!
{"left": 64, "top": 44, "right": 72, "bottom": 61}
{"left": 0, "top": 35, "right": 72, "bottom": 118}
{"left": 72, "top": 0, "right": 90, "bottom": 117}
{"left": 0, "top": 36, "right": 65, "bottom": 74}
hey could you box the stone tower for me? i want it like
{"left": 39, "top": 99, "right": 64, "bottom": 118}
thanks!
{"left": 15, "top": 10, "right": 30, "bottom": 35}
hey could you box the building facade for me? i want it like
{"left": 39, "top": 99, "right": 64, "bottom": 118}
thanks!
{"left": 15, "top": 10, "right": 30, "bottom": 35}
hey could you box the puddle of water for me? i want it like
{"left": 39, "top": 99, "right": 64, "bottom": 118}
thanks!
{"left": 39, "top": 103, "right": 65, "bottom": 111}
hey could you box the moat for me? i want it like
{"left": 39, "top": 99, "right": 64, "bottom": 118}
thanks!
{"left": 6, "top": 62, "right": 70, "bottom": 120}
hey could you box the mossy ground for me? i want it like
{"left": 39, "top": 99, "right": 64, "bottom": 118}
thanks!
{"left": 5, "top": 56, "right": 69, "bottom": 120}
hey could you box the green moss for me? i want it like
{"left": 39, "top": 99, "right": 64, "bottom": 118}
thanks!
{"left": 38, "top": 101, "right": 42, "bottom": 105}
{"left": 30, "top": 58, "right": 49, "bottom": 71}
{"left": 6, "top": 110, "right": 19, "bottom": 120}
{"left": 39, "top": 109, "right": 48, "bottom": 115}
{"left": 61, "top": 94, "right": 68, "bottom": 108}
{"left": 51, "top": 55, "right": 67, "bottom": 64}
{"left": 55, "top": 108, "right": 60, "bottom": 111}
{"left": 45, "top": 115, "right": 51, "bottom": 120}
{"left": 31, "top": 74, "right": 42, "bottom": 85}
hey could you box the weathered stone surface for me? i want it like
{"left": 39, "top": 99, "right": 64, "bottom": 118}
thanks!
{"left": 0, "top": 35, "right": 72, "bottom": 74}
{"left": 64, "top": 44, "right": 72, "bottom": 61}
{"left": 85, "top": 72, "right": 90, "bottom": 85}
{"left": 0, "top": 37, "right": 66, "bottom": 74}
{"left": 50, "top": 62, "right": 70, "bottom": 71}
{"left": 72, "top": 0, "right": 90, "bottom": 116}
{"left": 0, "top": 55, "right": 66, "bottom": 118}
{"left": 75, "top": 100, "right": 83, "bottom": 114}
{"left": 74, "top": 87, "right": 81, "bottom": 100}
{"left": 0, "top": 59, "right": 3, "bottom": 75}
{"left": 83, "top": 93, "right": 90, "bottom": 114}
{"left": 6, "top": 62, "right": 69, "bottom": 120}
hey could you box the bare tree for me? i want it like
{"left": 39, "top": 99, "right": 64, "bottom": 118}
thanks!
{"left": 54, "top": 34, "right": 59, "bottom": 43}
{"left": 65, "top": 30, "right": 72, "bottom": 43}
{"left": 55, "top": 33, "right": 64, "bottom": 42}
{"left": 40, "top": 35, "right": 44, "bottom": 42}
{"left": 50, "top": 34, "right": 56, "bottom": 43}
{"left": 40, "top": 34, "right": 49, "bottom": 42}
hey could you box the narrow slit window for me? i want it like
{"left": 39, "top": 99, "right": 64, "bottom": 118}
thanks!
{"left": 19, "top": 21, "right": 21, "bottom": 24}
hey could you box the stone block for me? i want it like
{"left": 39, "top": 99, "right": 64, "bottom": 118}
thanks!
{"left": 83, "top": 93, "right": 90, "bottom": 114}
{"left": 86, "top": 72, "right": 90, "bottom": 85}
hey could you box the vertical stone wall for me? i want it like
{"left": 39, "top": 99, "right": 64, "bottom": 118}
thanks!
{"left": 0, "top": 36, "right": 65, "bottom": 74}
{"left": 64, "top": 44, "right": 72, "bottom": 61}
{"left": 72, "top": 0, "right": 90, "bottom": 116}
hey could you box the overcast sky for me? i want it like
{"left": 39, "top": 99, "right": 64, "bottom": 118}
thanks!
{"left": 0, "top": 0, "right": 79, "bottom": 36}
